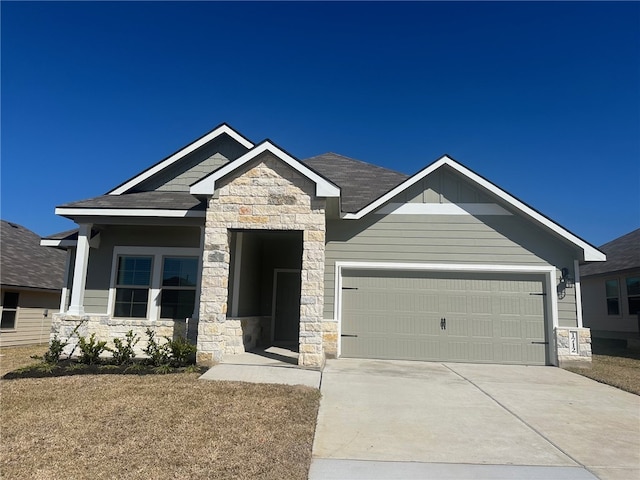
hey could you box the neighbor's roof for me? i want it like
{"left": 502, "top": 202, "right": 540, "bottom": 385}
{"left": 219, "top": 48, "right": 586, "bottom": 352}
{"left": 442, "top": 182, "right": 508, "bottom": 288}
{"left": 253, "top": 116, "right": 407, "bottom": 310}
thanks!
{"left": 1, "top": 220, "right": 66, "bottom": 290}
{"left": 581, "top": 228, "right": 640, "bottom": 277}
{"left": 304, "top": 153, "right": 408, "bottom": 213}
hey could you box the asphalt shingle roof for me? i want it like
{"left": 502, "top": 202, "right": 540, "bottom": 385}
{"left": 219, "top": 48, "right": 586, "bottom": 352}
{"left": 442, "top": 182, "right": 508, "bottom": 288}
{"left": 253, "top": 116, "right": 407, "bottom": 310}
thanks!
{"left": 58, "top": 191, "right": 206, "bottom": 211}
{"left": 1, "top": 220, "right": 66, "bottom": 290}
{"left": 581, "top": 228, "right": 640, "bottom": 277}
{"left": 303, "top": 153, "right": 408, "bottom": 213}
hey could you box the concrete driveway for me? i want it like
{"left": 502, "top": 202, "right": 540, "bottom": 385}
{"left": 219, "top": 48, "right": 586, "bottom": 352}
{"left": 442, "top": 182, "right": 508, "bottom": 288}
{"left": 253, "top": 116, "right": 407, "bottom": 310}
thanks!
{"left": 310, "top": 359, "right": 639, "bottom": 480}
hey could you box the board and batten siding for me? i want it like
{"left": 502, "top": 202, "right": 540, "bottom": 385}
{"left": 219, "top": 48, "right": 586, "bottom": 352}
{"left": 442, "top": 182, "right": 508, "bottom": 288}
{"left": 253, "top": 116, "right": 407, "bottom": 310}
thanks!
{"left": 79, "top": 225, "right": 202, "bottom": 315}
{"left": 0, "top": 289, "right": 60, "bottom": 347}
{"left": 324, "top": 212, "right": 581, "bottom": 328}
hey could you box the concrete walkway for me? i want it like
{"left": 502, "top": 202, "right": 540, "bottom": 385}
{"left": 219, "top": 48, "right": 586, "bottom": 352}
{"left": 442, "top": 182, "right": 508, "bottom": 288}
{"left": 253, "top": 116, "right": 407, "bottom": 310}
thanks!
{"left": 199, "top": 346, "right": 321, "bottom": 388}
{"left": 310, "top": 359, "right": 640, "bottom": 480}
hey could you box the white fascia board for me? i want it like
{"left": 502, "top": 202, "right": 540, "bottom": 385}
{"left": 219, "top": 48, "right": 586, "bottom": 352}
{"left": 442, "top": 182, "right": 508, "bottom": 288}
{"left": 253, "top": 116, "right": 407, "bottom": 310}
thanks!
{"left": 344, "top": 155, "right": 605, "bottom": 262}
{"left": 108, "top": 125, "right": 254, "bottom": 195}
{"left": 190, "top": 141, "right": 340, "bottom": 198}
{"left": 55, "top": 207, "right": 205, "bottom": 218}
{"left": 40, "top": 239, "right": 77, "bottom": 247}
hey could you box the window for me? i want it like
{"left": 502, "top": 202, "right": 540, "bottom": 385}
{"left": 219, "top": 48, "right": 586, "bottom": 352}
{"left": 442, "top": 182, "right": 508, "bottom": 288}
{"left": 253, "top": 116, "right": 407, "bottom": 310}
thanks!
{"left": 1, "top": 292, "right": 19, "bottom": 329}
{"left": 605, "top": 280, "right": 620, "bottom": 315}
{"left": 114, "top": 256, "right": 152, "bottom": 318}
{"left": 160, "top": 257, "right": 198, "bottom": 319}
{"left": 626, "top": 277, "right": 640, "bottom": 315}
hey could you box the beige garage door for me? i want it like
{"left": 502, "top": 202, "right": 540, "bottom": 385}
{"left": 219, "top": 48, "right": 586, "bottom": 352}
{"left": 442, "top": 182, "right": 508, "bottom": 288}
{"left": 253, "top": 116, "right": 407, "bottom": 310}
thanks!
{"left": 340, "top": 270, "right": 548, "bottom": 365}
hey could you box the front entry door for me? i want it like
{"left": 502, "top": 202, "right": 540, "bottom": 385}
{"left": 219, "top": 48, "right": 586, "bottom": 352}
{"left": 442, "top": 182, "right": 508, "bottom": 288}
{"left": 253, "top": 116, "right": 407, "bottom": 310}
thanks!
{"left": 273, "top": 270, "right": 301, "bottom": 343}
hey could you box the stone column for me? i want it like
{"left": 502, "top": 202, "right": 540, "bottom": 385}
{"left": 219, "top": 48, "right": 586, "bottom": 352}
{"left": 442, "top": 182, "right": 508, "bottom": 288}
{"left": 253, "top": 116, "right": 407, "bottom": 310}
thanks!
{"left": 555, "top": 327, "right": 592, "bottom": 368}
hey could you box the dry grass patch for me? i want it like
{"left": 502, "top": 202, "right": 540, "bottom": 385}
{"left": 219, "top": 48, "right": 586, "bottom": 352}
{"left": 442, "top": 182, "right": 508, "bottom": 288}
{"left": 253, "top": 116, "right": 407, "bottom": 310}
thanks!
{"left": 1, "top": 347, "right": 320, "bottom": 479}
{"left": 0, "top": 344, "right": 48, "bottom": 376}
{"left": 566, "top": 339, "right": 640, "bottom": 395}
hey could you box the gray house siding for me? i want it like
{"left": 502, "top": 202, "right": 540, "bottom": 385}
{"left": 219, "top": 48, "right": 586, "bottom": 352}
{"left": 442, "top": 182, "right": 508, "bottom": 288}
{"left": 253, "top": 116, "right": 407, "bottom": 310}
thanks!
{"left": 324, "top": 212, "right": 579, "bottom": 326}
{"left": 82, "top": 225, "right": 201, "bottom": 315}
{"left": 133, "top": 135, "right": 248, "bottom": 192}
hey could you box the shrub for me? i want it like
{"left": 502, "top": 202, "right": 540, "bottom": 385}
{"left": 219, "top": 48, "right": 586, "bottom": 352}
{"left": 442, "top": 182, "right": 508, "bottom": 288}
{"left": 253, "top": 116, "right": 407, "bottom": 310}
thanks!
{"left": 43, "top": 335, "right": 68, "bottom": 364}
{"left": 78, "top": 333, "right": 108, "bottom": 364}
{"left": 110, "top": 330, "right": 140, "bottom": 365}
{"left": 143, "top": 329, "right": 170, "bottom": 367}
{"left": 166, "top": 335, "right": 197, "bottom": 367}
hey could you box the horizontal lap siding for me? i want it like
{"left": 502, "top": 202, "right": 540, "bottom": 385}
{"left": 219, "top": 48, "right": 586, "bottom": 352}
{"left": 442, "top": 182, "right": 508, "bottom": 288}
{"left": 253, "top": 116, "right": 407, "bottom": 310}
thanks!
{"left": 324, "top": 213, "right": 578, "bottom": 326}
{"left": 0, "top": 291, "right": 60, "bottom": 347}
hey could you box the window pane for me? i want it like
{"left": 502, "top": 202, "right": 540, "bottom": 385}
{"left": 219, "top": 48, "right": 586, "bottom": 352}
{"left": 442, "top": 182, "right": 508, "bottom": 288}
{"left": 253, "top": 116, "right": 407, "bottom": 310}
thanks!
{"left": 162, "top": 257, "right": 198, "bottom": 287}
{"left": 605, "top": 280, "right": 619, "bottom": 298}
{"left": 160, "top": 289, "right": 196, "bottom": 319}
{"left": 626, "top": 277, "right": 640, "bottom": 296}
{"left": 117, "top": 256, "right": 152, "bottom": 286}
{"left": 607, "top": 298, "right": 620, "bottom": 316}
{"left": 3, "top": 292, "right": 19, "bottom": 309}
{"left": 114, "top": 288, "right": 148, "bottom": 318}
{"left": 629, "top": 296, "right": 640, "bottom": 316}
{"left": 0, "top": 310, "right": 16, "bottom": 329}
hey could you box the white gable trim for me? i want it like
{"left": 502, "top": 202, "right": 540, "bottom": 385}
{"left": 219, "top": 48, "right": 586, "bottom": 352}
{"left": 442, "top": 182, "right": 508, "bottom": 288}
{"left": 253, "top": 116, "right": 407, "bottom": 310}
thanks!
{"left": 108, "top": 124, "right": 254, "bottom": 195}
{"left": 41, "top": 239, "right": 77, "bottom": 247}
{"left": 190, "top": 141, "right": 340, "bottom": 198}
{"left": 375, "top": 202, "right": 512, "bottom": 216}
{"left": 342, "top": 155, "right": 605, "bottom": 262}
{"left": 55, "top": 207, "right": 205, "bottom": 218}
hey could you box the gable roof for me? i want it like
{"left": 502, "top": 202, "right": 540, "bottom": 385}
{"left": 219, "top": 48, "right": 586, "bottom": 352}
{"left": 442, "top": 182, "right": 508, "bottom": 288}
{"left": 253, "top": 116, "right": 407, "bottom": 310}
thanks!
{"left": 1, "top": 220, "right": 66, "bottom": 291}
{"left": 190, "top": 140, "right": 340, "bottom": 198}
{"left": 108, "top": 123, "right": 254, "bottom": 195}
{"left": 340, "top": 155, "right": 605, "bottom": 262}
{"left": 304, "top": 153, "right": 408, "bottom": 213}
{"left": 580, "top": 228, "right": 640, "bottom": 277}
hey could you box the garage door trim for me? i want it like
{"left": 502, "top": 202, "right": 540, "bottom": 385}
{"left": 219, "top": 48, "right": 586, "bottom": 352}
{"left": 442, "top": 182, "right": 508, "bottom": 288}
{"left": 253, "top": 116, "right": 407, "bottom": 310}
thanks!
{"left": 334, "top": 261, "right": 559, "bottom": 364}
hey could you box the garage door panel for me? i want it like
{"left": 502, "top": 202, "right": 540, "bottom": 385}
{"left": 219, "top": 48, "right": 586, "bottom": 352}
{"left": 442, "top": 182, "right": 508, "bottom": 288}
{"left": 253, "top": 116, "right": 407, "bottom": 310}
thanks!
{"left": 341, "top": 270, "right": 548, "bottom": 365}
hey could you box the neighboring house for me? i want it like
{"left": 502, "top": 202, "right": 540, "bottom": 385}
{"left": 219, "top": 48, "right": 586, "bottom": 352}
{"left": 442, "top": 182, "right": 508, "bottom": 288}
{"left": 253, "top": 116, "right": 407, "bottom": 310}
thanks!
{"left": 42, "top": 124, "right": 605, "bottom": 368}
{"left": 1, "top": 220, "right": 66, "bottom": 347}
{"left": 581, "top": 228, "right": 640, "bottom": 339}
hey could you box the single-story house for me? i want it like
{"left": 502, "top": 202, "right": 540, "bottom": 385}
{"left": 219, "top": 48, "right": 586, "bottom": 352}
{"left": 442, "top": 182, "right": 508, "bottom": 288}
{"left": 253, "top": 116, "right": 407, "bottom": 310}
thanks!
{"left": 581, "top": 228, "right": 640, "bottom": 339}
{"left": 42, "top": 123, "right": 605, "bottom": 368}
{"left": 1, "top": 220, "right": 66, "bottom": 347}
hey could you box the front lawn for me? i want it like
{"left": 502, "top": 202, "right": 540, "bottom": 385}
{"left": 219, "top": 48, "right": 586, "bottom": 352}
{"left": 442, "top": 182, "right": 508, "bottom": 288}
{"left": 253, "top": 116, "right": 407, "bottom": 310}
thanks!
{"left": 566, "top": 338, "right": 640, "bottom": 395}
{"left": 0, "top": 345, "right": 320, "bottom": 479}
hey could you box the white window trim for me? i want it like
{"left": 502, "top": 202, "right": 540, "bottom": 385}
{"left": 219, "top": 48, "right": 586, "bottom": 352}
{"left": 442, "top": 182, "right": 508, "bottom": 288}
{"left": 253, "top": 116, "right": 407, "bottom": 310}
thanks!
{"left": 333, "top": 261, "right": 558, "bottom": 365}
{"left": 108, "top": 246, "right": 201, "bottom": 321}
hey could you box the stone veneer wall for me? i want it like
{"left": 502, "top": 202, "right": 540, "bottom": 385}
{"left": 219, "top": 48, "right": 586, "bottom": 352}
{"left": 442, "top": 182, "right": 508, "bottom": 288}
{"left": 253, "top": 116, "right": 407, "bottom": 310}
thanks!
{"left": 555, "top": 327, "right": 592, "bottom": 367}
{"left": 197, "top": 153, "right": 326, "bottom": 368}
{"left": 50, "top": 313, "right": 186, "bottom": 358}
{"left": 322, "top": 320, "right": 338, "bottom": 358}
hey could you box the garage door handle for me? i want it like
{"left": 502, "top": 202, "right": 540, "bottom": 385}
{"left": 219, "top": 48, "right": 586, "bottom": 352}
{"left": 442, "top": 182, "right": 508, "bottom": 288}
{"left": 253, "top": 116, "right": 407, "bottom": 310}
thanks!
{"left": 440, "top": 318, "right": 446, "bottom": 330}
{"left": 531, "top": 341, "right": 549, "bottom": 345}
{"left": 341, "top": 334, "right": 358, "bottom": 338}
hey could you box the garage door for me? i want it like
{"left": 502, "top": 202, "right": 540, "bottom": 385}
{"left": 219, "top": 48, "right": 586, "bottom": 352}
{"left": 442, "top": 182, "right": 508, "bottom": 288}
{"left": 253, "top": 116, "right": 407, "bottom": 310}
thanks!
{"left": 340, "top": 270, "right": 548, "bottom": 365}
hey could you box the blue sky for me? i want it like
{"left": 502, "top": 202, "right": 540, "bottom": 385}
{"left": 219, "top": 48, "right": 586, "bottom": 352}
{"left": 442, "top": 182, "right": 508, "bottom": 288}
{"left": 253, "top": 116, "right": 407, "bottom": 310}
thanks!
{"left": 2, "top": 1, "right": 638, "bottom": 246}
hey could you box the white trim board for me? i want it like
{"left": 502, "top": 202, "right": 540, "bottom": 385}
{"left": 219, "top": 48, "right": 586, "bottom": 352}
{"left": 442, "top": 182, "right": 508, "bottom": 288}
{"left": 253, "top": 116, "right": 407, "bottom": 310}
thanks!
{"left": 190, "top": 141, "right": 341, "bottom": 198}
{"left": 333, "top": 260, "right": 559, "bottom": 365}
{"left": 41, "top": 239, "right": 78, "bottom": 247}
{"left": 55, "top": 208, "right": 205, "bottom": 218}
{"left": 109, "top": 124, "right": 254, "bottom": 195}
{"left": 342, "top": 155, "right": 605, "bottom": 262}
{"left": 375, "top": 202, "right": 512, "bottom": 216}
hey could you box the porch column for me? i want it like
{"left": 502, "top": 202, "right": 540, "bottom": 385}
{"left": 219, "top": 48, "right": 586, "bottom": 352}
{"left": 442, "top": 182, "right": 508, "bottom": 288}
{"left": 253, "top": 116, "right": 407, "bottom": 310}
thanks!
{"left": 67, "top": 223, "right": 91, "bottom": 316}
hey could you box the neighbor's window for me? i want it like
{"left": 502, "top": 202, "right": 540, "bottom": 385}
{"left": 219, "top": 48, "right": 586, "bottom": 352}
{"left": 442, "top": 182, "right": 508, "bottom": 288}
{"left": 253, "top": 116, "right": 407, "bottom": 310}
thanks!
{"left": 626, "top": 277, "right": 640, "bottom": 315}
{"left": 114, "top": 256, "right": 153, "bottom": 318}
{"left": 160, "top": 257, "right": 198, "bottom": 319}
{"left": 1, "top": 292, "right": 19, "bottom": 329}
{"left": 605, "top": 280, "right": 620, "bottom": 315}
